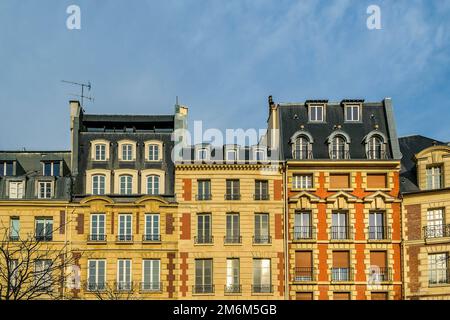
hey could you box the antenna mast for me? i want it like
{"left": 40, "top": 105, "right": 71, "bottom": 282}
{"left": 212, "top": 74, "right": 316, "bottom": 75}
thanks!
{"left": 61, "top": 80, "right": 93, "bottom": 107}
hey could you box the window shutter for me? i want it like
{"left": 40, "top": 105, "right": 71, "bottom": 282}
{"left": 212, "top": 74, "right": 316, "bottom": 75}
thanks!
{"left": 367, "top": 174, "right": 387, "bottom": 188}
{"left": 370, "top": 251, "right": 387, "bottom": 269}
{"left": 332, "top": 251, "right": 349, "bottom": 268}
{"left": 295, "top": 251, "right": 312, "bottom": 268}
{"left": 329, "top": 174, "right": 350, "bottom": 189}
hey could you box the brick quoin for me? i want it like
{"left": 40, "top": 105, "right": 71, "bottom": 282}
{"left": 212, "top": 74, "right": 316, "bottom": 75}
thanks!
{"left": 59, "top": 211, "right": 65, "bottom": 234}
{"left": 405, "top": 204, "right": 422, "bottom": 241}
{"left": 407, "top": 246, "right": 421, "bottom": 295}
{"left": 182, "top": 179, "right": 192, "bottom": 201}
{"left": 180, "top": 252, "right": 189, "bottom": 297}
{"left": 76, "top": 214, "right": 84, "bottom": 234}
{"left": 167, "top": 253, "right": 176, "bottom": 298}
{"left": 274, "top": 179, "right": 283, "bottom": 201}
{"left": 277, "top": 252, "right": 284, "bottom": 296}
{"left": 274, "top": 214, "right": 283, "bottom": 239}
{"left": 355, "top": 203, "right": 365, "bottom": 241}
{"left": 166, "top": 213, "right": 174, "bottom": 234}
{"left": 180, "top": 213, "right": 191, "bottom": 240}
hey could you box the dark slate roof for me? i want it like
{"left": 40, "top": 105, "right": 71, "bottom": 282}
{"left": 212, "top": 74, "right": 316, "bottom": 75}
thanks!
{"left": 399, "top": 135, "right": 446, "bottom": 193}
{"left": 179, "top": 145, "right": 273, "bottom": 163}
{"left": 277, "top": 100, "right": 401, "bottom": 160}
{"left": 81, "top": 114, "right": 175, "bottom": 132}
{"left": 0, "top": 151, "right": 72, "bottom": 200}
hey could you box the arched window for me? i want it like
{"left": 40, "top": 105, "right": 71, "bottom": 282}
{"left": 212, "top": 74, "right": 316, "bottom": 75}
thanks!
{"left": 293, "top": 136, "right": 311, "bottom": 160}
{"left": 367, "top": 135, "right": 384, "bottom": 159}
{"left": 330, "top": 135, "right": 347, "bottom": 160}
{"left": 92, "top": 175, "right": 106, "bottom": 195}
{"left": 147, "top": 175, "right": 160, "bottom": 195}
{"left": 119, "top": 175, "right": 133, "bottom": 195}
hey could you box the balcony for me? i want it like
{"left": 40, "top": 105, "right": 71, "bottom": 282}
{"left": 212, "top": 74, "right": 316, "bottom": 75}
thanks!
{"left": 142, "top": 234, "right": 161, "bottom": 242}
{"left": 253, "top": 235, "right": 272, "bottom": 245}
{"left": 252, "top": 284, "right": 273, "bottom": 294}
{"left": 35, "top": 235, "right": 53, "bottom": 242}
{"left": 114, "top": 281, "right": 134, "bottom": 292}
{"left": 85, "top": 282, "right": 107, "bottom": 292}
{"left": 330, "top": 226, "right": 353, "bottom": 241}
{"left": 116, "top": 235, "right": 133, "bottom": 243}
{"left": 140, "top": 282, "right": 163, "bottom": 293}
{"left": 253, "top": 193, "right": 269, "bottom": 201}
{"left": 368, "top": 226, "right": 391, "bottom": 241}
{"left": 293, "top": 226, "right": 316, "bottom": 241}
{"left": 423, "top": 225, "right": 450, "bottom": 240}
{"left": 293, "top": 267, "right": 315, "bottom": 282}
{"left": 331, "top": 268, "right": 353, "bottom": 283}
{"left": 225, "top": 194, "right": 241, "bottom": 200}
{"left": 193, "top": 284, "right": 214, "bottom": 294}
{"left": 196, "top": 194, "right": 212, "bottom": 201}
{"left": 224, "top": 235, "right": 242, "bottom": 244}
{"left": 224, "top": 284, "right": 242, "bottom": 294}
{"left": 194, "top": 235, "right": 214, "bottom": 244}
{"left": 87, "top": 234, "right": 107, "bottom": 242}
{"left": 367, "top": 267, "right": 392, "bottom": 283}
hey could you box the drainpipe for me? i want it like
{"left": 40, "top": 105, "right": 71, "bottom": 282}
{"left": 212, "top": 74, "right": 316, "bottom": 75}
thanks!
{"left": 283, "top": 162, "right": 289, "bottom": 300}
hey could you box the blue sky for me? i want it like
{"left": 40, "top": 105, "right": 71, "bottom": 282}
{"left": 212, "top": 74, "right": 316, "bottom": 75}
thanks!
{"left": 0, "top": 0, "right": 449, "bottom": 150}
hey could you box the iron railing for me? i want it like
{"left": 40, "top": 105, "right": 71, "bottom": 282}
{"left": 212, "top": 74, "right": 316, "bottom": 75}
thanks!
{"left": 224, "top": 235, "right": 242, "bottom": 244}
{"left": 193, "top": 284, "right": 214, "bottom": 294}
{"left": 196, "top": 194, "right": 212, "bottom": 201}
{"left": 116, "top": 235, "right": 133, "bottom": 242}
{"left": 142, "top": 234, "right": 161, "bottom": 242}
{"left": 252, "top": 284, "right": 273, "bottom": 293}
{"left": 423, "top": 225, "right": 450, "bottom": 239}
{"left": 293, "top": 150, "right": 313, "bottom": 160}
{"left": 368, "top": 226, "right": 391, "bottom": 240}
{"left": 253, "top": 235, "right": 272, "bottom": 244}
{"left": 331, "top": 268, "right": 353, "bottom": 282}
{"left": 367, "top": 267, "right": 392, "bottom": 283}
{"left": 140, "top": 282, "right": 163, "bottom": 292}
{"left": 194, "top": 235, "right": 214, "bottom": 244}
{"left": 329, "top": 150, "right": 350, "bottom": 160}
{"left": 330, "top": 226, "right": 353, "bottom": 240}
{"left": 253, "top": 193, "right": 269, "bottom": 200}
{"left": 293, "top": 226, "right": 316, "bottom": 240}
{"left": 224, "top": 284, "right": 242, "bottom": 294}
{"left": 293, "top": 267, "right": 315, "bottom": 282}
{"left": 87, "top": 234, "right": 107, "bottom": 242}
{"left": 225, "top": 194, "right": 241, "bottom": 200}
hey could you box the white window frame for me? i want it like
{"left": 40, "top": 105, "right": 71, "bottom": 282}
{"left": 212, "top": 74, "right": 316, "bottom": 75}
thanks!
{"left": 117, "top": 259, "right": 132, "bottom": 291}
{"left": 87, "top": 259, "right": 106, "bottom": 291}
{"left": 148, "top": 144, "right": 160, "bottom": 161}
{"left": 145, "top": 214, "right": 160, "bottom": 241}
{"left": 330, "top": 135, "right": 347, "bottom": 160}
{"left": 426, "top": 166, "right": 443, "bottom": 190}
{"left": 226, "top": 149, "right": 238, "bottom": 162}
{"left": 293, "top": 174, "right": 313, "bottom": 189}
{"left": 345, "top": 105, "right": 360, "bottom": 122}
{"left": 118, "top": 214, "right": 133, "bottom": 241}
{"left": 253, "top": 258, "right": 271, "bottom": 290}
{"left": 9, "top": 181, "right": 24, "bottom": 199}
{"left": 309, "top": 105, "right": 324, "bottom": 122}
{"left": 254, "top": 148, "right": 266, "bottom": 162}
{"left": 121, "top": 144, "right": 133, "bottom": 161}
{"left": 90, "top": 214, "right": 106, "bottom": 241}
{"left": 146, "top": 175, "right": 160, "bottom": 195}
{"left": 197, "top": 148, "right": 209, "bottom": 161}
{"left": 142, "top": 259, "right": 161, "bottom": 291}
{"left": 34, "top": 259, "right": 52, "bottom": 290}
{"left": 427, "top": 208, "right": 445, "bottom": 238}
{"left": 119, "top": 175, "right": 133, "bottom": 195}
{"left": 226, "top": 258, "right": 240, "bottom": 289}
{"left": 94, "top": 144, "right": 107, "bottom": 161}
{"left": 92, "top": 175, "right": 106, "bottom": 195}
{"left": 429, "top": 253, "right": 448, "bottom": 285}
{"left": 38, "top": 181, "right": 53, "bottom": 199}
{"left": 35, "top": 218, "right": 53, "bottom": 241}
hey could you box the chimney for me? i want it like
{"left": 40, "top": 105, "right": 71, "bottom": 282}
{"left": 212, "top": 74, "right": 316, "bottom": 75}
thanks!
{"left": 174, "top": 103, "right": 189, "bottom": 162}
{"left": 70, "top": 100, "right": 82, "bottom": 176}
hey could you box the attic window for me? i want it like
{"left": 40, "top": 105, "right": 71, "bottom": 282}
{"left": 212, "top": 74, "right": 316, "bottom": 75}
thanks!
{"left": 309, "top": 104, "right": 325, "bottom": 122}
{"left": 43, "top": 162, "right": 60, "bottom": 177}
{"left": 345, "top": 105, "right": 360, "bottom": 122}
{"left": 197, "top": 148, "right": 209, "bottom": 161}
{"left": 226, "top": 149, "right": 238, "bottom": 162}
{"left": 0, "top": 161, "right": 14, "bottom": 176}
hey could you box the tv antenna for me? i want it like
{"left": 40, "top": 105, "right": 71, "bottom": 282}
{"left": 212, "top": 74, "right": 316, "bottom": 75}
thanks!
{"left": 61, "top": 80, "right": 94, "bottom": 108}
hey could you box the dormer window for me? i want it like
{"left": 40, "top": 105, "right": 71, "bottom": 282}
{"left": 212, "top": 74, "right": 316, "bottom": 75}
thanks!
{"left": 197, "top": 148, "right": 209, "bottom": 161}
{"left": 293, "top": 136, "right": 311, "bottom": 160}
{"left": 309, "top": 104, "right": 324, "bottom": 122}
{"left": 254, "top": 148, "right": 266, "bottom": 162}
{"left": 0, "top": 161, "right": 14, "bottom": 176}
{"left": 367, "top": 136, "right": 384, "bottom": 159}
{"left": 345, "top": 105, "right": 360, "bottom": 122}
{"left": 42, "top": 162, "right": 60, "bottom": 177}
{"left": 327, "top": 131, "right": 351, "bottom": 160}
{"left": 95, "top": 144, "right": 106, "bottom": 161}
{"left": 148, "top": 144, "right": 159, "bottom": 161}
{"left": 226, "top": 149, "right": 238, "bottom": 162}
{"left": 426, "top": 165, "right": 443, "bottom": 190}
{"left": 122, "top": 144, "right": 133, "bottom": 161}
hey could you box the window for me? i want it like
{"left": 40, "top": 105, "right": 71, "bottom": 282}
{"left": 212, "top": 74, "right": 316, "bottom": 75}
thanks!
{"left": 122, "top": 144, "right": 133, "bottom": 161}
{"left": 309, "top": 105, "right": 324, "bottom": 122}
{"left": 147, "top": 175, "right": 160, "bottom": 195}
{"left": 9, "top": 181, "right": 24, "bottom": 199}
{"left": 197, "top": 148, "right": 209, "bottom": 161}
{"left": 367, "top": 136, "right": 384, "bottom": 159}
{"left": 253, "top": 259, "right": 271, "bottom": 293}
{"left": 254, "top": 180, "right": 269, "bottom": 200}
{"left": 38, "top": 181, "right": 52, "bottom": 199}
{"left": 367, "top": 173, "right": 387, "bottom": 189}
{"left": 0, "top": 161, "right": 14, "bottom": 176}
{"left": 294, "top": 211, "right": 312, "bottom": 240}
{"left": 10, "top": 259, "right": 19, "bottom": 287}
{"left": 330, "top": 135, "right": 347, "bottom": 159}
{"left": 331, "top": 211, "right": 349, "bottom": 240}
{"left": 196, "top": 214, "right": 212, "bottom": 244}
{"left": 345, "top": 105, "right": 360, "bottom": 122}
{"left": 293, "top": 136, "right": 311, "bottom": 159}
{"left": 43, "top": 162, "right": 60, "bottom": 177}
{"left": 197, "top": 180, "right": 211, "bottom": 200}
{"left": 148, "top": 144, "right": 160, "bottom": 161}
{"left": 34, "top": 260, "right": 52, "bottom": 291}
{"left": 369, "top": 212, "right": 387, "bottom": 240}
{"left": 334, "top": 292, "right": 351, "bottom": 300}
{"left": 225, "top": 213, "right": 240, "bottom": 244}
{"left": 369, "top": 251, "right": 389, "bottom": 283}
{"left": 332, "top": 251, "right": 350, "bottom": 282}
{"left": 35, "top": 218, "right": 53, "bottom": 241}
{"left": 429, "top": 253, "right": 449, "bottom": 285}
{"left": 225, "top": 179, "right": 240, "bottom": 200}
{"left": 10, "top": 217, "right": 20, "bottom": 241}
{"left": 254, "top": 213, "right": 270, "bottom": 244}
{"left": 119, "top": 175, "right": 132, "bottom": 195}
{"left": 329, "top": 173, "right": 350, "bottom": 189}
{"left": 142, "top": 260, "right": 161, "bottom": 291}
{"left": 90, "top": 214, "right": 106, "bottom": 241}
{"left": 117, "top": 259, "right": 132, "bottom": 291}
{"left": 95, "top": 144, "right": 106, "bottom": 161}
{"left": 92, "top": 175, "right": 106, "bottom": 195}
{"left": 426, "top": 165, "right": 443, "bottom": 190}
{"left": 254, "top": 149, "right": 266, "bottom": 162}
{"left": 371, "top": 292, "right": 388, "bottom": 300}
{"left": 226, "top": 149, "right": 237, "bottom": 162}
{"left": 144, "top": 214, "right": 160, "bottom": 241}
{"left": 294, "top": 251, "right": 313, "bottom": 281}
{"left": 87, "top": 260, "right": 106, "bottom": 291}
{"left": 296, "top": 292, "right": 314, "bottom": 300}
{"left": 293, "top": 174, "right": 313, "bottom": 189}
{"left": 225, "top": 259, "right": 240, "bottom": 293}
{"left": 426, "top": 209, "right": 445, "bottom": 238}
{"left": 118, "top": 214, "right": 132, "bottom": 241}
{"left": 195, "top": 259, "right": 213, "bottom": 293}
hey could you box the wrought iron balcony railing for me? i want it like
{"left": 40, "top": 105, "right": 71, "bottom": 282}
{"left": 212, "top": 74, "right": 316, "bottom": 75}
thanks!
{"left": 330, "top": 226, "right": 353, "bottom": 240}
{"left": 140, "top": 282, "right": 163, "bottom": 292}
{"left": 224, "top": 284, "right": 242, "bottom": 294}
{"left": 88, "top": 234, "right": 107, "bottom": 242}
{"left": 367, "top": 267, "right": 392, "bottom": 283}
{"left": 194, "top": 235, "right": 214, "bottom": 244}
{"left": 116, "top": 234, "right": 133, "bottom": 242}
{"left": 114, "top": 281, "right": 133, "bottom": 292}
{"left": 224, "top": 235, "right": 242, "bottom": 244}
{"left": 142, "top": 234, "right": 161, "bottom": 242}
{"left": 329, "top": 150, "right": 350, "bottom": 160}
{"left": 253, "top": 193, "right": 270, "bottom": 200}
{"left": 225, "top": 194, "right": 241, "bottom": 200}
{"left": 292, "top": 150, "right": 314, "bottom": 160}
{"left": 293, "top": 226, "right": 316, "bottom": 240}
{"left": 428, "top": 269, "right": 450, "bottom": 286}
{"left": 293, "top": 267, "right": 315, "bottom": 282}
{"left": 368, "top": 226, "right": 391, "bottom": 240}
{"left": 85, "top": 282, "right": 107, "bottom": 292}
{"left": 193, "top": 284, "right": 214, "bottom": 294}
{"left": 252, "top": 284, "right": 273, "bottom": 294}
{"left": 35, "top": 235, "right": 53, "bottom": 242}
{"left": 423, "top": 225, "right": 450, "bottom": 239}
{"left": 253, "top": 235, "right": 272, "bottom": 244}
{"left": 331, "top": 268, "right": 353, "bottom": 282}
{"left": 196, "top": 194, "right": 212, "bottom": 201}
{"left": 366, "top": 150, "right": 388, "bottom": 160}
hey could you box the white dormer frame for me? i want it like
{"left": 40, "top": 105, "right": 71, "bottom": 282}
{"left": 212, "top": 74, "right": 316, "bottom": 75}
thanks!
{"left": 194, "top": 144, "right": 211, "bottom": 162}
{"left": 224, "top": 145, "right": 239, "bottom": 162}
{"left": 307, "top": 103, "right": 326, "bottom": 122}
{"left": 91, "top": 139, "right": 110, "bottom": 161}
{"left": 344, "top": 103, "right": 362, "bottom": 122}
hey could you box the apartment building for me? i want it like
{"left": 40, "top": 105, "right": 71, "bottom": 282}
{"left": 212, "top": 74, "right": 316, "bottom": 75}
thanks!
{"left": 266, "top": 98, "right": 403, "bottom": 300}
{"left": 401, "top": 135, "right": 450, "bottom": 300}
{"left": 175, "top": 144, "right": 285, "bottom": 299}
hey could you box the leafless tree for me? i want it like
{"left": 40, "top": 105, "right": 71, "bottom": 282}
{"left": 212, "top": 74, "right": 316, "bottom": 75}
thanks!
{"left": 0, "top": 226, "right": 82, "bottom": 300}
{"left": 87, "top": 282, "right": 141, "bottom": 300}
